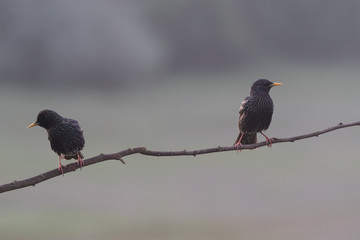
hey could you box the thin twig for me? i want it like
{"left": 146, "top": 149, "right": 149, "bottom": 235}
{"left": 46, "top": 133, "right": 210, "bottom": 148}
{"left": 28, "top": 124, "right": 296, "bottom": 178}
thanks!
{"left": 0, "top": 121, "right": 359, "bottom": 194}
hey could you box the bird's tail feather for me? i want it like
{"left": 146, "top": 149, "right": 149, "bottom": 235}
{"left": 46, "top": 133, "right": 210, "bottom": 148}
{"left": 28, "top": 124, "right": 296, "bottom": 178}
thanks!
{"left": 234, "top": 132, "right": 257, "bottom": 145}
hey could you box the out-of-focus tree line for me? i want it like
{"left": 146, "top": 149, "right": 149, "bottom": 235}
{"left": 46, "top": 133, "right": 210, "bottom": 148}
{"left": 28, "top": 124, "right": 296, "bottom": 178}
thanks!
{"left": 1, "top": 0, "right": 359, "bottom": 86}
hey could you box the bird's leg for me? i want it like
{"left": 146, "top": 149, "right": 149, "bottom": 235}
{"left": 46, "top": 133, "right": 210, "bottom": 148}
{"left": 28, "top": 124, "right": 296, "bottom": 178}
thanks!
{"left": 77, "top": 152, "right": 84, "bottom": 170}
{"left": 260, "top": 132, "right": 273, "bottom": 147}
{"left": 58, "top": 154, "right": 66, "bottom": 176}
{"left": 234, "top": 132, "right": 244, "bottom": 151}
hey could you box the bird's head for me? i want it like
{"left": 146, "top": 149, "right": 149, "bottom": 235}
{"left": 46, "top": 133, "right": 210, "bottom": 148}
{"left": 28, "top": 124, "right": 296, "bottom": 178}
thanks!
{"left": 27, "top": 109, "right": 63, "bottom": 130}
{"left": 250, "top": 79, "right": 283, "bottom": 95}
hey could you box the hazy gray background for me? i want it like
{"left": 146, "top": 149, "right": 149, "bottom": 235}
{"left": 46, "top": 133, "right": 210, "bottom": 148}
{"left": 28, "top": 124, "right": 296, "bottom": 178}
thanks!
{"left": 1, "top": 1, "right": 360, "bottom": 239}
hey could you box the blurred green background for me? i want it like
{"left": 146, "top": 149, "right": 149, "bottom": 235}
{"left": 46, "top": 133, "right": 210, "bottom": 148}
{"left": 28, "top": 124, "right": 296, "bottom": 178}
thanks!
{"left": 1, "top": 1, "right": 360, "bottom": 240}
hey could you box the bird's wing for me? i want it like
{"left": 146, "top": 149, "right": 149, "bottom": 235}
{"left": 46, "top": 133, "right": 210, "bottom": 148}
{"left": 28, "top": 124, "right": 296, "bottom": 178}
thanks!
{"left": 64, "top": 118, "right": 81, "bottom": 130}
{"left": 239, "top": 96, "right": 250, "bottom": 115}
{"left": 62, "top": 118, "right": 85, "bottom": 145}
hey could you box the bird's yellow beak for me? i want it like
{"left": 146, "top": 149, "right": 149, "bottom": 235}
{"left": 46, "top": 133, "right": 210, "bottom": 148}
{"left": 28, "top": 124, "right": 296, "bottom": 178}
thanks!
{"left": 27, "top": 122, "right": 38, "bottom": 128}
{"left": 271, "top": 82, "right": 283, "bottom": 87}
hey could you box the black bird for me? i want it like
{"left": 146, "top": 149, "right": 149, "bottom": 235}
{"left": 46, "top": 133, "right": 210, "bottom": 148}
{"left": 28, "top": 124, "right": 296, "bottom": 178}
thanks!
{"left": 27, "top": 109, "right": 85, "bottom": 174}
{"left": 234, "top": 79, "right": 283, "bottom": 149}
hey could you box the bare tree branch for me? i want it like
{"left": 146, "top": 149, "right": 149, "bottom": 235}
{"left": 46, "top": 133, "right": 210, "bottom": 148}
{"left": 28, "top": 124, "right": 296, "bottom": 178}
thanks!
{"left": 1, "top": 121, "right": 359, "bottom": 194}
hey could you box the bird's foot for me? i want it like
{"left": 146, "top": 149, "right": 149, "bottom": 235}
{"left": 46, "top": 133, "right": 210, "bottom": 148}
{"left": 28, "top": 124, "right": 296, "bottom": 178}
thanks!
{"left": 77, "top": 153, "right": 84, "bottom": 170}
{"left": 58, "top": 155, "right": 66, "bottom": 175}
{"left": 234, "top": 142, "right": 243, "bottom": 152}
{"left": 260, "top": 132, "right": 273, "bottom": 147}
{"left": 265, "top": 137, "right": 273, "bottom": 147}
{"left": 234, "top": 132, "right": 244, "bottom": 152}
{"left": 58, "top": 164, "right": 66, "bottom": 176}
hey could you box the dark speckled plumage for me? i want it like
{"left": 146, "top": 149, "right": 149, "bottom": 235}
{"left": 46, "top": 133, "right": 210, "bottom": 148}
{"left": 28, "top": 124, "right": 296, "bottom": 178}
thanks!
{"left": 27, "top": 109, "right": 85, "bottom": 173}
{"left": 234, "top": 79, "right": 282, "bottom": 147}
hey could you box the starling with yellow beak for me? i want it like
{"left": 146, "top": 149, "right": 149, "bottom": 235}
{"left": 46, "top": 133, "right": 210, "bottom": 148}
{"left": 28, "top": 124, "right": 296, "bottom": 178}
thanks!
{"left": 234, "top": 79, "right": 283, "bottom": 149}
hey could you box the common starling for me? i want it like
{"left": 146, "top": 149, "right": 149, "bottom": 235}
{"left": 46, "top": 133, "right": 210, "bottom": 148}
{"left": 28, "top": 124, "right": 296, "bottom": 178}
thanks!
{"left": 27, "top": 109, "right": 85, "bottom": 174}
{"left": 234, "top": 79, "right": 283, "bottom": 149}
